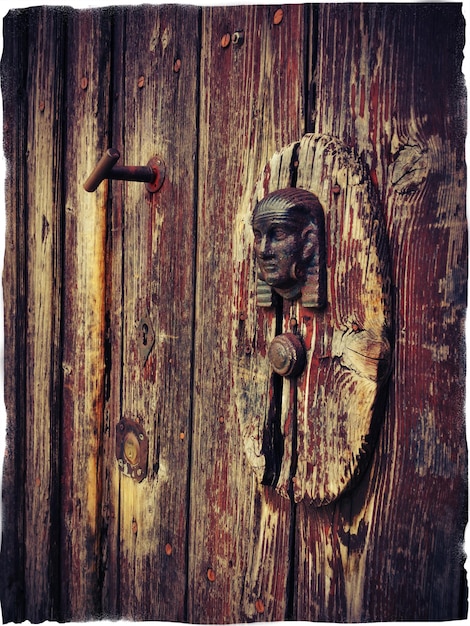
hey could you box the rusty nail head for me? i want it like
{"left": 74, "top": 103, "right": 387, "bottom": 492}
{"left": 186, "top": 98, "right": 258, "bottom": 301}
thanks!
{"left": 221, "top": 33, "right": 231, "bottom": 48}
{"left": 207, "top": 568, "right": 216, "bottom": 582}
{"left": 173, "top": 58, "right": 182, "bottom": 73}
{"left": 138, "top": 75, "right": 145, "bottom": 88}
{"left": 332, "top": 184, "right": 341, "bottom": 194}
{"left": 39, "top": 101, "right": 45, "bottom": 111}
{"left": 165, "top": 543, "right": 173, "bottom": 556}
{"left": 80, "top": 76, "right": 88, "bottom": 90}
{"left": 273, "top": 8, "right": 284, "bottom": 25}
{"left": 255, "top": 598, "right": 265, "bottom": 614}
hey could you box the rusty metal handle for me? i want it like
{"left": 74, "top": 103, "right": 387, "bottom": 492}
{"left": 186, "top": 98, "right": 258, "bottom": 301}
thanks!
{"left": 84, "top": 148, "right": 166, "bottom": 193}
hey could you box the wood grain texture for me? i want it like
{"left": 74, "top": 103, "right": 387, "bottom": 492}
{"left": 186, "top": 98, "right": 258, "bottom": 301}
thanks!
{"left": 23, "top": 10, "right": 66, "bottom": 619}
{"left": 293, "top": 4, "right": 467, "bottom": 621}
{"left": 60, "top": 9, "right": 111, "bottom": 619}
{"left": 294, "top": 134, "right": 391, "bottom": 505}
{"left": 0, "top": 4, "right": 466, "bottom": 623}
{"left": 101, "top": 5, "right": 199, "bottom": 620}
{"left": 0, "top": 9, "right": 30, "bottom": 622}
{"left": 188, "top": 5, "right": 306, "bottom": 622}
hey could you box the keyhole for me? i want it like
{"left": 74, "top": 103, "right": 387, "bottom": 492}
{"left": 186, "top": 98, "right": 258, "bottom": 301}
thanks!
{"left": 142, "top": 323, "right": 148, "bottom": 346}
{"left": 137, "top": 315, "right": 154, "bottom": 365}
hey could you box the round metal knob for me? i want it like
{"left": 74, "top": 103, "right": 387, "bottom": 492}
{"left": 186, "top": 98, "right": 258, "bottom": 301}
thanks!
{"left": 268, "top": 333, "right": 306, "bottom": 378}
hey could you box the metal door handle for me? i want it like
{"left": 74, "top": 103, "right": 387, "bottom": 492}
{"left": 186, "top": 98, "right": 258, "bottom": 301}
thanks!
{"left": 267, "top": 332, "right": 306, "bottom": 378}
{"left": 84, "top": 148, "right": 166, "bottom": 193}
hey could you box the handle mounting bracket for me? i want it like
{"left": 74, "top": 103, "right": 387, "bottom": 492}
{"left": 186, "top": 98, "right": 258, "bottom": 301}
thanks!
{"left": 84, "top": 148, "right": 166, "bottom": 193}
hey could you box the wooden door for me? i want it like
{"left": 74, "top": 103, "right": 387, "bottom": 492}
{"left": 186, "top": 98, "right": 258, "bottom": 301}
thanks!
{"left": 0, "top": 3, "right": 467, "bottom": 623}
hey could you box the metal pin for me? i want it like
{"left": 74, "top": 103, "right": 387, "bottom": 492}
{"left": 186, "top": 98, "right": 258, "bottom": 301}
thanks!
{"left": 232, "top": 30, "right": 244, "bottom": 46}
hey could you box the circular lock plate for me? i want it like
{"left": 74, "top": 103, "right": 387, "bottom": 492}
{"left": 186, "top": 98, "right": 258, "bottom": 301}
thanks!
{"left": 116, "top": 418, "right": 148, "bottom": 482}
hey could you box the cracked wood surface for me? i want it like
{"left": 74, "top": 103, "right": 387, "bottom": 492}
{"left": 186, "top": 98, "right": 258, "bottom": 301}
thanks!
{"left": 0, "top": 4, "right": 466, "bottom": 623}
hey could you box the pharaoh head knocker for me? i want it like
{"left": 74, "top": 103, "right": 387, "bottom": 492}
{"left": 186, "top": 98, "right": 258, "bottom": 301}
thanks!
{"left": 252, "top": 188, "right": 326, "bottom": 308}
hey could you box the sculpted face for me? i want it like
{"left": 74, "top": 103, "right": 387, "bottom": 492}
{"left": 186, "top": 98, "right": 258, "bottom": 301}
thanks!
{"left": 252, "top": 189, "right": 321, "bottom": 300}
{"left": 252, "top": 213, "right": 308, "bottom": 292}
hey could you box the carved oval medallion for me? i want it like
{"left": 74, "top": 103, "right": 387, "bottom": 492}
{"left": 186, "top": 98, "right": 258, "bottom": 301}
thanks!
{"left": 233, "top": 134, "right": 392, "bottom": 505}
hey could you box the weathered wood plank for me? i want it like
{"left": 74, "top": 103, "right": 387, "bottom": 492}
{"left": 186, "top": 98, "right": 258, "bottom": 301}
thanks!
{"left": 7, "top": 8, "right": 68, "bottom": 621}
{"left": 60, "top": 9, "right": 112, "bottom": 619}
{"left": 294, "top": 4, "right": 467, "bottom": 621}
{"left": 189, "top": 5, "right": 306, "bottom": 622}
{"left": 103, "top": 6, "right": 199, "bottom": 620}
{"left": 23, "top": 9, "right": 65, "bottom": 618}
{"left": 0, "top": 9, "right": 30, "bottom": 622}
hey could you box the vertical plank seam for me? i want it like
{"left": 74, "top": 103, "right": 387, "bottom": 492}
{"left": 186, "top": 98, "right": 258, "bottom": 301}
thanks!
{"left": 99, "top": 7, "right": 121, "bottom": 616}
{"left": 107, "top": 7, "right": 125, "bottom": 615}
{"left": 284, "top": 9, "right": 317, "bottom": 616}
{"left": 11, "top": 10, "right": 30, "bottom": 621}
{"left": 184, "top": 6, "right": 203, "bottom": 622}
{"left": 54, "top": 7, "right": 70, "bottom": 620}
